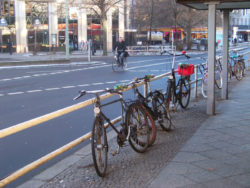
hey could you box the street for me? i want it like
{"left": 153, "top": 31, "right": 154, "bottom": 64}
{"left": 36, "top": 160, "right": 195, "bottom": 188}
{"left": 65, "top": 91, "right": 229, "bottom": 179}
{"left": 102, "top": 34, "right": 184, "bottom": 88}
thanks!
{"left": 0, "top": 46, "right": 249, "bottom": 186}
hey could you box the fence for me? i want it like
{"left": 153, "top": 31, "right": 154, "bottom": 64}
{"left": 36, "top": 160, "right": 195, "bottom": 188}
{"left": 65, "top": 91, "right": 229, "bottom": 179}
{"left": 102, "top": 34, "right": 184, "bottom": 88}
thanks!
{"left": 126, "top": 45, "right": 173, "bottom": 56}
{"left": 0, "top": 51, "right": 249, "bottom": 187}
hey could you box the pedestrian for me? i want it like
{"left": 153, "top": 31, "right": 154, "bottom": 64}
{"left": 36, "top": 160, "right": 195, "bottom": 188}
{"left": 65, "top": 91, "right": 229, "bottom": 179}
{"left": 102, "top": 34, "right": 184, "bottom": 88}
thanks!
{"left": 7, "top": 39, "right": 13, "bottom": 55}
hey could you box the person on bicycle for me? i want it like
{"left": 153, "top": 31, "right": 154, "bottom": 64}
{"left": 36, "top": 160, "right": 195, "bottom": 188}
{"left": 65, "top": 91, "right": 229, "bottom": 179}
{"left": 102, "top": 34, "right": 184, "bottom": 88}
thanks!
{"left": 115, "top": 37, "right": 127, "bottom": 65}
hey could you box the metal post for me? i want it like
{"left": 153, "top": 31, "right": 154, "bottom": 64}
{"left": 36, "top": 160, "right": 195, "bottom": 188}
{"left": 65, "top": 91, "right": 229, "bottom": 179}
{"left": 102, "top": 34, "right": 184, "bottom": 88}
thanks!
{"left": 207, "top": 3, "right": 217, "bottom": 115}
{"left": 88, "top": 39, "right": 92, "bottom": 62}
{"left": 194, "top": 65, "right": 198, "bottom": 98}
{"left": 144, "top": 82, "right": 148, "bottom": 98}
{"left": 34, "top": 28, "right": 37, "bottom": 55}
{"left": 222, "top": 10, "right": 229, "bottom": 100}
{"left": 65, "top": 0, "right": 69, "bottom": 59}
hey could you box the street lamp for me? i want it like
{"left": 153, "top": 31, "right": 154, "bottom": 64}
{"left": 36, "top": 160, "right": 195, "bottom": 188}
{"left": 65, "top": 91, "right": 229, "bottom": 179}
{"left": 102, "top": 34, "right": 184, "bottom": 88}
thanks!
{"left": 33, "top": 19, "right": 41, "bottom": 55}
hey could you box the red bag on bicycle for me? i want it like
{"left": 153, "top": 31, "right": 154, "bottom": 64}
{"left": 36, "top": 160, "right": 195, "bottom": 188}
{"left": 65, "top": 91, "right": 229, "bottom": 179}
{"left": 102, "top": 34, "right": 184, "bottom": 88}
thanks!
{"left": 178, "top": 63, "right": 194, "bottom": 76}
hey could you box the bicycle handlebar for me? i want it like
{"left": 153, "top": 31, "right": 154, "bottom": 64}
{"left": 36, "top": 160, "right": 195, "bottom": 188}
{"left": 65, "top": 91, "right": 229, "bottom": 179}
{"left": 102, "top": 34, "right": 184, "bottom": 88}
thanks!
{"left": 73, "top": 88, "right": 123, "bottom": 100}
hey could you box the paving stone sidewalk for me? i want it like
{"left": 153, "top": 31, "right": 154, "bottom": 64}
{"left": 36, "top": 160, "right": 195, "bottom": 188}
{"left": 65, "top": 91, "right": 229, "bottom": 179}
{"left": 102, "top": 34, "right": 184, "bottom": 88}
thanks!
{"left": 149, "top": 74, "right": 250, "bottom": 188}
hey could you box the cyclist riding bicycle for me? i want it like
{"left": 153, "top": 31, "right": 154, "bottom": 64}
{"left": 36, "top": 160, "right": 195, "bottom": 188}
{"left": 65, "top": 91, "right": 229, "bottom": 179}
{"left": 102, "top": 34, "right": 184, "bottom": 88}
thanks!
{"left": 115, "top": 37, "right": 127, "bottom": 66}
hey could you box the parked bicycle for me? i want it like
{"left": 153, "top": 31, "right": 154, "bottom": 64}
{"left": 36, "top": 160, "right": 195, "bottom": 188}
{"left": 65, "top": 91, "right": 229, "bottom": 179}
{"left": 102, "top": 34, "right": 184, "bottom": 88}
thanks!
{"left": 130, "top": 75, "right": 172, "bottom": 132}
{"left": 164, "top": 50, "right": 193, "bottom": 110}
{"left": 74, "top": 88, "right": 150, "bottom": 177}
{"left": 112, "top": 48, "right": 128, "bottom": 72}
{"left": 228, "top": 54, "right": 243, "bottom": 81}
{"left": 198, "top": 57, "right": 223, "bottom": 98}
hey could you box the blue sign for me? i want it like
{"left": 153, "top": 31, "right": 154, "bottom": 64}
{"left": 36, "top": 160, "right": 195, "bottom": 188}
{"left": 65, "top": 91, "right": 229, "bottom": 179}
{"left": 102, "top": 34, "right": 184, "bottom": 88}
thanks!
{"left": 0, "top": 18, "right": 7, "bottom": 27}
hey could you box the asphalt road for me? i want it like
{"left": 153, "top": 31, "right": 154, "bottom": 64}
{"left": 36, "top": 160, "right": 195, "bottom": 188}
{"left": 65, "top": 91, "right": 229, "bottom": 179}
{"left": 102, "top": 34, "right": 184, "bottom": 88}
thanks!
{"left": 0, "top": 47, "right": 249, "bottom": 187}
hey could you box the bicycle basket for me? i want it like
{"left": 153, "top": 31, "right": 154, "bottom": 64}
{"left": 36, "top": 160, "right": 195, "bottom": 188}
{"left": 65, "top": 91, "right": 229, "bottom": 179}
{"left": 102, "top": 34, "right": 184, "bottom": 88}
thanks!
{"left": 178, "top": 63, "right": 194, "bottom": 76}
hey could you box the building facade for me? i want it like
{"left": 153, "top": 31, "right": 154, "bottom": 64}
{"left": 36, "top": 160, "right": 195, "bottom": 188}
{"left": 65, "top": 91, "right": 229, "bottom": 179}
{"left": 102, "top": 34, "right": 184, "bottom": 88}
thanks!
{"left": 0, "top": 0, "right": 127, "bottom": 53}
{"left": 230, "top": 9, "right": 250, "bottom": 41}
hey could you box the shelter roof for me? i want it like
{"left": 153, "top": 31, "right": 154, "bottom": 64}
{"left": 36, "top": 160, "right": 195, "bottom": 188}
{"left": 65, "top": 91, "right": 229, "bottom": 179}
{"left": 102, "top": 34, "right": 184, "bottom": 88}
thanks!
{"left": 176, "top": 0, "right": 250, "bottom": 10}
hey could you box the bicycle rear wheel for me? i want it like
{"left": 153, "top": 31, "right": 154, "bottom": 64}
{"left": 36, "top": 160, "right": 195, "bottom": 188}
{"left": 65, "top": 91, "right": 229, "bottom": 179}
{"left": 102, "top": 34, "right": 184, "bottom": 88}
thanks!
{"left": 201, "top": 73, "right": 208, "bottom": 98}
{"left": 215, "top": 66, "right": 222, "bottom": 89}
{"left": 126, "top": 103, "right": 150, "bottom": 153}
{"left": 234, "top": 62, "right": 243, "bottom": 81}
{"left": 179, "top": 77, "right": 191, "bottom": 108}
{"left": 91, "top": 117, "right": 108, "bottom": 177}
{"left": 152, "top": 92, "right": 172, "bottom": 131}
{"left": 142, "top": 106, "right": 156, "bottom": 146}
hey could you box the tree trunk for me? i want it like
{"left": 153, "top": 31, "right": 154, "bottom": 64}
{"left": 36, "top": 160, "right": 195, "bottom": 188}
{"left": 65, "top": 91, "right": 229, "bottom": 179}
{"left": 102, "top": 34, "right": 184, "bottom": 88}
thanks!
{"left": 101, "top": 17, "right": 108, "bottom": 56}
{"left": 186, "top": 25, "right": 192, "bottom": 50}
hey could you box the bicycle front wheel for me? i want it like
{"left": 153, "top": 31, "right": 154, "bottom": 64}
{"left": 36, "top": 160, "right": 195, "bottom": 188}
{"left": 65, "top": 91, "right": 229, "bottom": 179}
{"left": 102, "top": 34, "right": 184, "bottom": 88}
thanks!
{"left": 126, "top": 103, "right": 150, "bottom": 153}
{"left": 215, "top": 66, "right": 223, "bottom": 89}
{"left": 179, "top": 77, "right": 191, "bottom": 108}
{"left": 234, "top": 62, "right": 243, "bottom": 81}
{"left": 91, "top": 117, "right": 108, "bottom": 177}
{"left": 112, "top": 59, "right": 120, "bottom": 72}
{"left": 152, "top": 92, "right": 172, "bottom": 131}
{"left": 201, "top": 73, "right": 208, "bottom": 98}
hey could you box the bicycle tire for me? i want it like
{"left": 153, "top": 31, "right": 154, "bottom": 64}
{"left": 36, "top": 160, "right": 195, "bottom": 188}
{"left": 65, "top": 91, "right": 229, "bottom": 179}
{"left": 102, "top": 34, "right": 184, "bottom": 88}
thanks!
{"left": 91, "top": 117, "right": 108, "bottom": 177}
{"left": 179, "top": 77, "right": 191, "bottom": 108}
{"left": 142, "top": 106, "right": 156, "bottom": 146}
{"left": 112, "top": 59, "right": 120, "bottom": 72}
{"left": 152, "top": 92, "right": 172, "bottom": 131}
{"left": 126, "top": 103, "right": 150, "bottom": 153}
{"left": 234, "top": 62, "right": 243, "bottom": 81}
{"left": 215, "top": 66, "right": 223, "bottom": 89}
{"left": 201, "top": 73, "right": 208, "bottom": 98}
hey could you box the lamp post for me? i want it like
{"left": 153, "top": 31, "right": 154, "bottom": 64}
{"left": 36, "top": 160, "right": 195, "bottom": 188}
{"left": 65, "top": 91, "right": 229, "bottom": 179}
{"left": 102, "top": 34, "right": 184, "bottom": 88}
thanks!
{"left": 33, "top": 19, "right": 41, "bottom": 55}
{"left": 65, "top": 0, "right": 69, "bottom": 59}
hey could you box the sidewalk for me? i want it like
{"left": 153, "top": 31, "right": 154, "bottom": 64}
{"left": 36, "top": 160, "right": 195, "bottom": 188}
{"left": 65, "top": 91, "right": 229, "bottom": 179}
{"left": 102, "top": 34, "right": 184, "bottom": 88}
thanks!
{"left": 0, "top": 50, "right": 113, "bottom": 66}
{"left": 149, "top": 75, "right": 250, "bottom": 188}
{"left": 16, "top": 73, "right": 250, "bottom": 188}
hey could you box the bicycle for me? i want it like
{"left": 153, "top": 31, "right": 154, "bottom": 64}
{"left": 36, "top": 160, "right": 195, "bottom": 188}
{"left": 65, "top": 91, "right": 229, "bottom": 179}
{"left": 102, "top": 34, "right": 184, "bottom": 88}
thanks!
{"left": 112, "top": 48, "right": 128, "bottom": 72}
{"left": 228, "top": 54, "right": 243, "bottom": 81}
{"left": 198, "top": 57, "right": 223, "bottom": 98}
{"left": 115, "top": 81, "right": 157, "bottom": 146}
{"left": 165, "top": 50, "right": 193, "bottom": 110}
{"left": 131, "top": 75, "right": 172, "bottom": 132}
{"left": 74, "top": 88, "right": 150, "bottom": 177}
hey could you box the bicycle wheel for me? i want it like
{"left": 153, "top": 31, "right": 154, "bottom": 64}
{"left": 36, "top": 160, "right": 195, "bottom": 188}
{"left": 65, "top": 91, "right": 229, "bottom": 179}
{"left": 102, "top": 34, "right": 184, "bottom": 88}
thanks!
{"left": 126, "top": 103, "right": 150, "bottom": 153}
{"left": 112, "top": 59, "right": 120, "bottom": 72}
{"left": 91, "top": 117, "right": 108, "bottom": 177}
{"left": 152, "top": 92, "right": 172, "bottom": 131}
{"left": 215, "top": 66, "right": 222, "bottom": 89}
{"left": 142, "top": 106, "right": 156, "bottom": 147}
{"left": 234, "top": 62, "right": 243, "bottom": 81}
{"left": 179, "top": 77, "right": 191, "bottom": 108}
{"left": 201, "top": 72, "right": 208, "bottom": 98}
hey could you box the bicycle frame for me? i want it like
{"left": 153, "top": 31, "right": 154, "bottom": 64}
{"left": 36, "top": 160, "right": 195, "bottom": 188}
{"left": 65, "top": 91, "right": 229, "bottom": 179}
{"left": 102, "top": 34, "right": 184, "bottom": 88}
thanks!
{"left": 93, "top": 92, "right": 130, "bottom": 140}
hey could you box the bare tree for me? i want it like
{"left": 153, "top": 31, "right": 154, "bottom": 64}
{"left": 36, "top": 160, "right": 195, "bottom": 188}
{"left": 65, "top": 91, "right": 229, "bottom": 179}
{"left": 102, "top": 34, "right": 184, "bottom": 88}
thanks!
{"left": 80, "top": 0, "right": 124, "bottom": 55}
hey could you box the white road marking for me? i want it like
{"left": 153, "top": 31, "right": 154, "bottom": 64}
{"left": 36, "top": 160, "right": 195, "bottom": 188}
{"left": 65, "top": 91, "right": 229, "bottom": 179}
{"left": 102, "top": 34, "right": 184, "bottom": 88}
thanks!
{"left": 27, "top": 90, "right": 42, "bottom": 93}
{"left": 77, "top": 84, "right": 90, "bottom": 87}
{"left": 106, "top": 81, "right": 117, "bottom": 84}
{"left": 45, "top": 88, "right": 60, "bottom": 91}
{"left": 92, "top": 83, "right": 103, "bottom": 85}
{"left": 62, "top": 86, "right": 75, "bottom": 89}
{"left": 0, "top": 94, "right": 4, "bottom": 96}
{"left": 7, "top": 92, "right": 24, "bottom": 95}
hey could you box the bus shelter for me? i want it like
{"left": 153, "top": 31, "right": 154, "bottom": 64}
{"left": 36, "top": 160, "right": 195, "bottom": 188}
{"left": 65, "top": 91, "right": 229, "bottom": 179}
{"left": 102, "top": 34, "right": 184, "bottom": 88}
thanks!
{"left": 176, "top": 0, "right": 250, "bottom": 115}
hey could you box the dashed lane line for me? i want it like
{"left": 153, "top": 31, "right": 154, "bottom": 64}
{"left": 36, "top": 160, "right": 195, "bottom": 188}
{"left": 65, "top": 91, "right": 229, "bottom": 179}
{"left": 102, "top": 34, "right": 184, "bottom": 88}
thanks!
{"left": 27, "top": 90, "right": 42, "bottom": 93}
{"left": 45, "top": 88, "right": 60, "bottom": 91}
{"left": 1, "top": 79, "right": 134, "bottom": 97}
{"left": 7, "top": 92, "right": 24, "bottom": 95}
{"left": 62, "top": 86, "right": 76, "bottom": 89}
